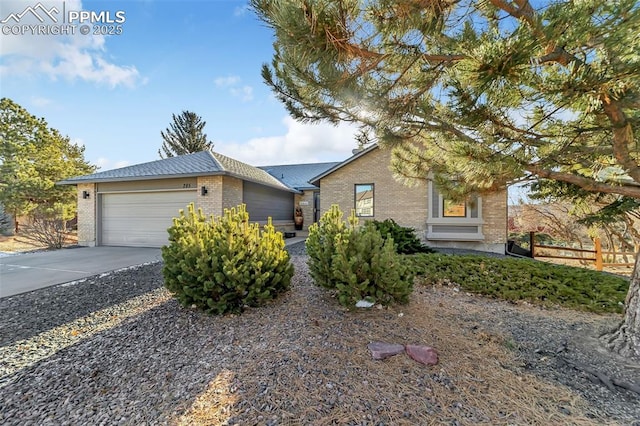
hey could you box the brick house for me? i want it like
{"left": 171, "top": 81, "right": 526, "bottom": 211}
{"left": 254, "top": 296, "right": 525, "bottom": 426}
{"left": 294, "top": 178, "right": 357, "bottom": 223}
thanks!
{"left": 60, "top": 146, "right": 507, "bottom": 252}
{"left": 310, "top": 145, "right": 508, "bottom": 253}
{"left": 59, "top": 151, "right": 334, "bottom": 247}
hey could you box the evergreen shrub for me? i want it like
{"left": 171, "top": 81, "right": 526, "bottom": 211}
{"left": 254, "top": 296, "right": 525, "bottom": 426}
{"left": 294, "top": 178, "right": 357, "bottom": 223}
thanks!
{"left": 410, "top": 253, "right": 629, "bottom": 313}
{"left": 306, "top": 205, "right": 414, "bottom": 308}
{"left": 305, "top": 204, "right": 349, "bottom": 289}
{"left": 162, "top": 203, "right": 293, "bottom": 314}
{"left": 372, "top": 218, "right": 434, "bottom": 254}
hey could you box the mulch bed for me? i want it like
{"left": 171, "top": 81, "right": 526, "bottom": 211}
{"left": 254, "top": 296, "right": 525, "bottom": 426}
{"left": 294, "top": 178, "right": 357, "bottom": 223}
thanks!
{"left": 177, "top": 254, "right": 640, "bottom": 425}
{"left": 1, "top": 244, "right": 639, "bottom": 425}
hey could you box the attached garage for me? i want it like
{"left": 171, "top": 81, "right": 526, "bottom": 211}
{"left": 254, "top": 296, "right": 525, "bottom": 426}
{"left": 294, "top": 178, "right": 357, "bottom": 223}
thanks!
{"left": 100, "top": 190, "right": 196, "bottom": 247}
{"left": 58, "top": 150, "right": 305, "bottom": 248}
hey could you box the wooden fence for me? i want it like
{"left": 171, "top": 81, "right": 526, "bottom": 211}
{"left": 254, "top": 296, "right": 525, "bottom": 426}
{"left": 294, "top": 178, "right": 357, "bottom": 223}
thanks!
{"left": 529, "top": 232, "right": 637, "bottom": 272}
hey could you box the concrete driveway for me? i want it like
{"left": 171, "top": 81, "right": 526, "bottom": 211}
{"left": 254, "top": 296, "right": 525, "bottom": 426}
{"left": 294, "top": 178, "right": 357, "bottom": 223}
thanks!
{"left": 0, "top": 246, "right": 162, "bottom": 298}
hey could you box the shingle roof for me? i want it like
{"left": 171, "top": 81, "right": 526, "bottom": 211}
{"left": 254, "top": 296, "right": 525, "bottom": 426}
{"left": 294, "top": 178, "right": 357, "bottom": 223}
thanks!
{"left": 58, "top": 150, "right": 296, "bottom": 192}
{"left": 212, "top": 152, "right": 293, "bottom": 192}
{"left": 259, "top": 162, "right": 340, "bottom": 190}
{"left": 58, "top": 151, "right": 221, "bottom": 184}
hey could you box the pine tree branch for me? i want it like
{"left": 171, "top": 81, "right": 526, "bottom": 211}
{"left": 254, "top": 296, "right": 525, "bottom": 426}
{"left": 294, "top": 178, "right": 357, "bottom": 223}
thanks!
{"left": 489, "top": 0, "right": 580, "bottom": 67}
{"left": 526, "top": 165, "right": 640, "bottom": 198}
{"left": 536, "top": 48, "right": 581, "bottom": 67}
{"left": 488, "top": 0, "right": 535, "bottom": 23}
{"left": 329, "top": 35, "right": 466, "bottom": 65}
{"left": 602, "top": 99, "right": 640, "bottom": 183}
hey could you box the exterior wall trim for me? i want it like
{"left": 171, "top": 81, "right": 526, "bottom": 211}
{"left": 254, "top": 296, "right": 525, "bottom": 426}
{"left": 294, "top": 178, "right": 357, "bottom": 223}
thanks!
{"left": 96, "top": 188, "right": 196, "bottom": 194}
{"left": 427, "top": 180, "right": 485, "bottom": 241}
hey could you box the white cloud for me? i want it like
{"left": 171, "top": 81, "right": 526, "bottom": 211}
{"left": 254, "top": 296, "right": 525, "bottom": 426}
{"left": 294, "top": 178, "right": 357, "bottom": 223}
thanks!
{"left": 214, "top": 75, "right": 240, "bottom": 87}
{"left": 31, "top": 96, "right": 53, "bottom": 107}
{"left": 230, "top": 85, "right": 253, "bottom": 102}
{"left": 0, "top": 0, "right": 142, "bottom": 88}
{"left": 94, "top": 157, "right": 130, "bottom": 171}
{"left": 214, "top": 75, "right": 253, "bottom": 102}
{"left": 216, "top": 116, "right": 360, "bottom": 166}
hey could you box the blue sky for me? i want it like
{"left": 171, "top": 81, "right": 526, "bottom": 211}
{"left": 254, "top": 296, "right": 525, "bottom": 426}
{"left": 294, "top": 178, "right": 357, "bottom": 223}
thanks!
{"left": 0, "top": 0, "right": 529, "bottom": 204}
{"left": 0, "top": 0, "right": 361, "bottom": 171}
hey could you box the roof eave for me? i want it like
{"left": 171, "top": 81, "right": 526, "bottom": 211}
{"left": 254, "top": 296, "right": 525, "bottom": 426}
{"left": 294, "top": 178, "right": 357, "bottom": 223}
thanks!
{"left": 231, "top": 173, "right": 302, "bottom": 194}
{"left": 57, "top": 171, "right": 302, "bottom": 194}
{"left": 56, "top": 171, "right": 225, "bottom": 185}
{"left": 310, "top": 144, "right": 378, "bottom": 186}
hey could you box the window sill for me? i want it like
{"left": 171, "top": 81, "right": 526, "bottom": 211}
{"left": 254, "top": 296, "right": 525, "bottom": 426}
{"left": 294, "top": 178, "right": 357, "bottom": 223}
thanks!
{"left": 427, "top": 218, "right": 484, "bottom": 225}
{"left": 427, "top": 233, "right": 485, "bottom": 241}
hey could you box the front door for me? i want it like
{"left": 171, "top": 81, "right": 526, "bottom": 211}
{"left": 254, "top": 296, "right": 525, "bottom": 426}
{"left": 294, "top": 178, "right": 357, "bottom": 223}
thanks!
{"left": 313, "top": 191, "right": 320, "bottom": 223}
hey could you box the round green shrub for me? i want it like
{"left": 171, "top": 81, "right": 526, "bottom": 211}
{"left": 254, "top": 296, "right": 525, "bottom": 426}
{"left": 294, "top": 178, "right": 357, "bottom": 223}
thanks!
{"left": 305, "top": 204, "right": 348, "bottom": 289}
{"left": 162, "top": 203, "right": 294, "bottom": 315}
{"left": 307, "top": 205, "right": 414, "bottom": 308}
{"left": 372, "top": 218, "right": 434, "bottom": 254}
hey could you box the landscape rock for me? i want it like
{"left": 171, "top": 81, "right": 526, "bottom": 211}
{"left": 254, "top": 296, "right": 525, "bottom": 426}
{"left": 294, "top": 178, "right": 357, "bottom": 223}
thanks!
{"left": 405, "top": 344, "right": 439, "bottom": 366}
{"left": 356, "top": 300, "right": 375, "bottom": 308}
{"left": 367, "top": 341, "right": 405, "bottom": 360}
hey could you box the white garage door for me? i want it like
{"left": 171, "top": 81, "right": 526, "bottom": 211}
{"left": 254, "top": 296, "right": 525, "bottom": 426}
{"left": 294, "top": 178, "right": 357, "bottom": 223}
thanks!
{"left": 100, "top": 191, "right": 196, "bottom": 247}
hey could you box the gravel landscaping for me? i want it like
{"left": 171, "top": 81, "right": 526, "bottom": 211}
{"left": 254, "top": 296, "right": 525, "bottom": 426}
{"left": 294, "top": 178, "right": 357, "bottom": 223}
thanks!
{"left": 1, "top": 242, "right": 639, "bottom": 425}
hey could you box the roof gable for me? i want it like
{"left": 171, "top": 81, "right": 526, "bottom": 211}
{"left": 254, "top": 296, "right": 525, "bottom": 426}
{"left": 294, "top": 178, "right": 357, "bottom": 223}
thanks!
{"left": 58, "top": 148, "right": 362, "bottom": 193}
{"left": 59, "top": 150, "right": 295, "bottom": 192}
{"left": 309, "top": 144, "right": 378, "bottom": 185}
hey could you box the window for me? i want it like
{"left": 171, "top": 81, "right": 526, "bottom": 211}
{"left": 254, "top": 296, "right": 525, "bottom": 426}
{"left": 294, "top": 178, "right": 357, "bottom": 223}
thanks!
{"left": 427, "top": 181, "right": 483, "bottom": 240}
{"left": 431, "top": 184, "right": 479, "bottom": 220}
{"left": 443, "top": 199, "right": 466, "bottom": 217}
{"left": 355, "top": 184, "right": 374, "bottom": 217}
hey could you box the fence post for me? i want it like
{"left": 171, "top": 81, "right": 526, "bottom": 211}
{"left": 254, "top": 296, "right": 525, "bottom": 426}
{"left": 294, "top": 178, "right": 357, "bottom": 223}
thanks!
{"left": 529, "top": 231, "right": 535, "bottom": 258}
{"left": 594, "top": 237, "right": 603, "bottom": 271}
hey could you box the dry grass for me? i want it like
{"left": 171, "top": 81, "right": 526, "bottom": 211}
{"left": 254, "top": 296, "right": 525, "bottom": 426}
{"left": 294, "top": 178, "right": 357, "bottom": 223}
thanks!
{"left": 0, "top": 233, "right": 77, "bottom": 253}
{"left": 0, "top": 235, "right": 44, "bottom": 252}
{"left": 175, "top": 258, "right": 613, "bottom": 426}
{"left": 535, "top": 255, "right": 635, "bottom": 277}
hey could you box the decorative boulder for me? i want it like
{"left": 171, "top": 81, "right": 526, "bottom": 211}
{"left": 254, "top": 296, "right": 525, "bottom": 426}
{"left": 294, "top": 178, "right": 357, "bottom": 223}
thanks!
{"left": 367, "top": 341, "right": 405, "bottom": 360}
{"left": 356, "top": 299, "right": 375, "bottom": 308}
{"left": 405, "top": 344, "right": 439, "bottom": 366}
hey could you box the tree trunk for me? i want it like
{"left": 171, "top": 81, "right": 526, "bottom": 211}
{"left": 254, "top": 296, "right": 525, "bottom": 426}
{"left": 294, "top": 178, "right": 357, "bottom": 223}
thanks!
{"left": 602, "top": 251, "right": 640, "bottom": 359}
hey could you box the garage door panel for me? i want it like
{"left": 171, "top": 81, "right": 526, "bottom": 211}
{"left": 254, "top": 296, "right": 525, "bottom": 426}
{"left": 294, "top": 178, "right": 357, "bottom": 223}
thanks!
{"left": 101, "top": 191, "right": 195, "bottom": 247}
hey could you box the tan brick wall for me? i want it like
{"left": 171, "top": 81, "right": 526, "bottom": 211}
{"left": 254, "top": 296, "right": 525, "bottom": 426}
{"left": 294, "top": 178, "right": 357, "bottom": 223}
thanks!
{"left": 76, "top": 183, "right": 96, "bottom": 247}
{"left": 319, "top": 147, "right": 428, "bottom": 232}
{"left": 222, "top": 176, "right": 243, "bottom": 210}
{"left": 196, "top": 175, "right": 223, "bottom": 217}
{"left": 195, "top": 175, "right": 243, "bottom": 217}
{"left": 319, "top": 146, "right": 508, "bottom": 253}
{"left": 482, "top": 190, "right": 508, "bottom": 245}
